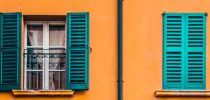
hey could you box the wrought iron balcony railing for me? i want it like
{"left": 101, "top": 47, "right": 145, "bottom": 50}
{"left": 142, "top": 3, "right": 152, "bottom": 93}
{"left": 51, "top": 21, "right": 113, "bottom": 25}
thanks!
{"left": 24, "top": 48, "right": 66, "bottom": 59}
{"left": 24, "top": 48, "right": 67, "bottom": 90}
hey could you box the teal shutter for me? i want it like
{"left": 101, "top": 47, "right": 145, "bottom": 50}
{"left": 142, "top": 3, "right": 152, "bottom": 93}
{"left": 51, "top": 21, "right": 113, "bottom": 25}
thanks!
{"left": 163, "top": 13, "right": 185, "bottom": 89}
{"left": 67, "top": 12, "right": 89, "bottom": 90}
{"left": 185, "top": 14, "right": 206, "bottom": 89}
{"left": 163, "top": 13, "right": 206, "bottom": 90}
{"left": 0, "top": 13, "right": 21, "bottom": 91}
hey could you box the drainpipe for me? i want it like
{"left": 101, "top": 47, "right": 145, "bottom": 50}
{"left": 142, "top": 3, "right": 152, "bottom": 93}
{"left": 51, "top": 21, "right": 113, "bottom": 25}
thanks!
{"left": 117, "top": 0, "right": 123, "bottom": 100}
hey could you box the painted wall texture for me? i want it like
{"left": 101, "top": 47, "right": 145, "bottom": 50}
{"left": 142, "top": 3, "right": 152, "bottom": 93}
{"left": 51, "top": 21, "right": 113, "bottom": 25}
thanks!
{"left": 0, "top": 0, "right": 117, "bottom": 100}
{"left": 124, "top": 0, "right": 210, "bottom": 100}
{"left": 0, "top": 0, "right": 210, "bottom": 100}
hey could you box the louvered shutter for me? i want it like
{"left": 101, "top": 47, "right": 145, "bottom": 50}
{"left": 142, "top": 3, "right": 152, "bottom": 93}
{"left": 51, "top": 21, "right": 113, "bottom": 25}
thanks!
{"left": 185, "top": 14, "right": 206, "bottom": 89}
{"left": 163, "top": 14, "right": 185, "bottom": 89}
{"left": 67, "top": 12, "right": 89, "bottom": 90}
{"left": 0, "top": 13, "right": 21, "bottom": 91}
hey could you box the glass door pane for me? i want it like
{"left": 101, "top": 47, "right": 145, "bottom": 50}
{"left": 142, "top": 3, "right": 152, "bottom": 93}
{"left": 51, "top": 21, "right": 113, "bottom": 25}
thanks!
{"left": 49, "top": 24, "right": 66, "bottom": 90}
{"left": 27, "top": 71, "right": 43, "bottom": 90}
{"left": 27, "top": 25, "right": 43, "bottom": 47}
{"left": 26, "top": 24, "right": 44, "bottom": 90}
{"left": 49, "top": 25, "right": 65, "bottom": 47}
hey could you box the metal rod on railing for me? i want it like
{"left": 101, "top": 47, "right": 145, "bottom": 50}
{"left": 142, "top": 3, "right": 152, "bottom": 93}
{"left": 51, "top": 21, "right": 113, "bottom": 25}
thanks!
{"left": 58, "top": 57, "right": 61, "bottom": 89}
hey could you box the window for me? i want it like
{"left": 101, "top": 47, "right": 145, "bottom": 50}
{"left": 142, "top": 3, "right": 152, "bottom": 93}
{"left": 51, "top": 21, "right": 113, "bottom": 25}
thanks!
{"left": 163, "top": 13, "right": 206, "bottom": 90}
{"left": 0, "top": 12, "right": 89, "bottom": 91}
{"left": 24, "top": 22, "right": 66, "bottom": 90}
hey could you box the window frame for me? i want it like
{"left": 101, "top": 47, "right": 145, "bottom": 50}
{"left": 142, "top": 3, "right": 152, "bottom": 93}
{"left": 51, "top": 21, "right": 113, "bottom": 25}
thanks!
{"left": 24, "top": 21, "right": 67, "bottom": 90}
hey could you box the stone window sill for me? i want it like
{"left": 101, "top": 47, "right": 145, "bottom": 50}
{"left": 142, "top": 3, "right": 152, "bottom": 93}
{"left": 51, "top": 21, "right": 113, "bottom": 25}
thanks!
{"left": 12, "top": 90, "right": 74, "bottom": 96}
{"left": 155, "top": 90, "right": 210, "bottom": 97}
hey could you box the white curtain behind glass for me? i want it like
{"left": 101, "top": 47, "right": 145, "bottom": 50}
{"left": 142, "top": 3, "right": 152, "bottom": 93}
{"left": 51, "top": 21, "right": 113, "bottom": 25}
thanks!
{"left": 49, "top": 26, "right": 65, "bottom": 90}
{"left": 28, "top": 31, "right": 43, "bottom": 46}
{"left": 27, "top": 25, "right": 43, "bottom": 89}
{"left": 28, "top": 27, "right": 43, "bottom": 65}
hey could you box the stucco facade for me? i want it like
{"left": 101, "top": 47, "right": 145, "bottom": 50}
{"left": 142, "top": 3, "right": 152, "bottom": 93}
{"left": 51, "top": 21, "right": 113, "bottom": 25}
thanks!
{"left": 0, "top": 0, "right": 117, "bottom": 100}
{"left": 124, "top": 0, "right": 210, "bottom": 100}
{"left": 0, "top": 0, "right": 209, "bottom": 100}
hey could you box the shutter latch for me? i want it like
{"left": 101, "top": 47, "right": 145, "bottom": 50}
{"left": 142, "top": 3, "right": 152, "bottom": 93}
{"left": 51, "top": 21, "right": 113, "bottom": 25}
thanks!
{"left": 89, "top": 47, "right": 92, "bottom": 53}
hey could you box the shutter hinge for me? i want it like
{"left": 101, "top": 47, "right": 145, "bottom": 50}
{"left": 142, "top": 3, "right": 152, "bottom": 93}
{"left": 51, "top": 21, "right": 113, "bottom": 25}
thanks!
{"left": 89, "top": 47, "right": 92, "bottom": 53}
{"left": 205, "top": 12, "right": 208, "bottom": 16}
{"left": 162, "top": 12, "right": 165, "bottom": 16}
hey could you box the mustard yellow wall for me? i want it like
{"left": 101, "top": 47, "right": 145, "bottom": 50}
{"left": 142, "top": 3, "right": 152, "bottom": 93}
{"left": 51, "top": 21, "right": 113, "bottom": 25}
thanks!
{"left": 0, "top": 0, "right": 117, "bottom": 100}
{"left": 124, "top": 0, "right": 210, "bottom": 100}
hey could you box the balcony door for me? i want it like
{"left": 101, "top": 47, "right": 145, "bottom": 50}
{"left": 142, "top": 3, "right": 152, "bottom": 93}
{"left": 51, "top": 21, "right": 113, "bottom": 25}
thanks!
{"left": 24, "top": 22, "right": 66, "bottom": 90}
